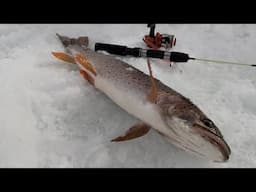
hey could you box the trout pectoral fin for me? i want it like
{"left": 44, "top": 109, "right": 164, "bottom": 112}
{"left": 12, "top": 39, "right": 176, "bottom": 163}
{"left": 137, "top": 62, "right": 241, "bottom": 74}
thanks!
{"left": 52, "top": 52, "right": 76, "bottom": 64}
{"left": 75, "top": 54, "right": 97, "bottom": 76}
{"left": 111, "top": 122, "right": 150, "bottom": 142}
{"left": 146, "top": 58, "right": 158, "bottom": 103}
{"left": 80, "top": 69, "right": 95, "bottom": 86}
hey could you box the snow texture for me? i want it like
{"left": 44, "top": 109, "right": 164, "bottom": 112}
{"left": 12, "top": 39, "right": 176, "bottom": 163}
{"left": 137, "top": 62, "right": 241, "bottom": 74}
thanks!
{"left": 0, "top": 24, "right": 256, "bottom": 167}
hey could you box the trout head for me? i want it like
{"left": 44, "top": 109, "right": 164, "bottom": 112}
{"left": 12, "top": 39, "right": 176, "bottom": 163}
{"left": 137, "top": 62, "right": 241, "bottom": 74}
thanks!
{"left": 156, "top": 92, "right": 231, "bottom": 162}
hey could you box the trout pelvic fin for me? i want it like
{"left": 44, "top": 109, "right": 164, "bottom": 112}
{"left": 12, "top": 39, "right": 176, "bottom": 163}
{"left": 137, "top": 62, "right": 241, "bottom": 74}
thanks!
{"left": 52, "top": 52, "right": 76, "bottom": 64}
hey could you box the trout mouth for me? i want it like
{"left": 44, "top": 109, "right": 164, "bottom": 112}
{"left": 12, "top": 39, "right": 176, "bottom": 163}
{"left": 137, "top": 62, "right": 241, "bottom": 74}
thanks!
{"left": 194, "top": 123, "right": 231, "bottom": 162}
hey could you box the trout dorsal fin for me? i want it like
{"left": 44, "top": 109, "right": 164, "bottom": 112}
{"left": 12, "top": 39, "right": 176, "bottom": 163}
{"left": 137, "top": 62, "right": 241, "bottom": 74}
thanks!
{"left": 147, "top": 58, "right": 158, "bottom": 103}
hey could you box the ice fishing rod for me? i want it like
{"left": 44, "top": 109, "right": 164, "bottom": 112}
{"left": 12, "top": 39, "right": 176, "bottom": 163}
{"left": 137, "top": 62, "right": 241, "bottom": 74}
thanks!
{"left": 95, "top": 42, "right": 256, "bottom": 67}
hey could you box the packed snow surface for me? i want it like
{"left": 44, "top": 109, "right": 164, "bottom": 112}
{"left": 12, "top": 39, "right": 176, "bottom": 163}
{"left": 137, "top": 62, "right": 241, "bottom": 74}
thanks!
{"left": 0, "top": 24, "right": 256, "bottom": 167}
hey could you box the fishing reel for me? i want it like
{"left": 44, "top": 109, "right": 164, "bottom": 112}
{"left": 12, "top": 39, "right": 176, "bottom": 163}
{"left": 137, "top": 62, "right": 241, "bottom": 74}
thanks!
{"left": 143, "top": 24, "right": 176, "bottom": 50}
{"left": 143, "top": 24, "right": 176, "bottom": 67}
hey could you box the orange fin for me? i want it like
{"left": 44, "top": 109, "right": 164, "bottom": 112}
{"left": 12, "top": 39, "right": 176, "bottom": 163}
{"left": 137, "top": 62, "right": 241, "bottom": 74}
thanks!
{"left": 52, "top": 52, "right": 76, "bottom": 64}
{"left": 146, "top": 58, "right": 158, "bottom": 103}
{"left": 111, "top": 122, "right": 150, "bottom": 142}
{"left": 75, "top": 54, "right": 97, "bottom": 76}
{"left": 80, "top": 69, "right": 95, "bottom": 86}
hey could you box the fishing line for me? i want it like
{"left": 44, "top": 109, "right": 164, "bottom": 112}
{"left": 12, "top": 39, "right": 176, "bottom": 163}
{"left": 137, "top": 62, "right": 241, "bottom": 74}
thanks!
{"left": 190, "top": 57, "right": 256, "bottom": 67}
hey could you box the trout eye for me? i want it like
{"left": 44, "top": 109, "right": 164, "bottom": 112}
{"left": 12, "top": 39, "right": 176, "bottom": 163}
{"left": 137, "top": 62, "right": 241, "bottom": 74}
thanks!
{"left": 202, "top": 118, "right": 214, "bottom": 128}
{"left": 200, "top": 118, "right": 223, "bottom": 137}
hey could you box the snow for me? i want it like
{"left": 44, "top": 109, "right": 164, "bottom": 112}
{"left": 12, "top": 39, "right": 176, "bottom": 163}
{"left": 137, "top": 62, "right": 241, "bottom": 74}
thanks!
{"left": 0, "top": 24, "right": 256, "bottom": 167}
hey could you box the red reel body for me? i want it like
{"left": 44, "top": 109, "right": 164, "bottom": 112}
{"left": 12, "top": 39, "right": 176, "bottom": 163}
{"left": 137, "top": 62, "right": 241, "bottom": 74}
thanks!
{"left": 143, "top": 24, "right": 176, "bottom": 50}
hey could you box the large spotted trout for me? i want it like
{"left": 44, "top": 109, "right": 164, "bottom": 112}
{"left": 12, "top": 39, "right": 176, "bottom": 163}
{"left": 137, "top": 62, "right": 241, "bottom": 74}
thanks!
{"left": 52, "top": 34, "right": 231, "bottom": 162}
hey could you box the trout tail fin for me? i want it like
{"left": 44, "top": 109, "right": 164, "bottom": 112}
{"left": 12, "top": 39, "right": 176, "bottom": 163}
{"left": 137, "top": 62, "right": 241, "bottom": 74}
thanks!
{"left": 56, "top": 33, "right": 89, "bottom": 48}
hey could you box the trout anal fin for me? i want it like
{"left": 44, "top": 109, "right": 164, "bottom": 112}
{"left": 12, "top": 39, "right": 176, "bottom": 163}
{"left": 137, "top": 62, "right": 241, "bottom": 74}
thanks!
{"left": 75, "top": 54, "right": 97, "bottom": 76}
{"left": 146, "top": 58, "right": 158, "bottom": 103}
{"left": 111, "top": 122, "right": 151, "bottom": 142}
{"left": 52, "top": 52, "right": 76, "bottom": 64}
{"left": 80, "top": 69, "right": 95, "bottom": 86}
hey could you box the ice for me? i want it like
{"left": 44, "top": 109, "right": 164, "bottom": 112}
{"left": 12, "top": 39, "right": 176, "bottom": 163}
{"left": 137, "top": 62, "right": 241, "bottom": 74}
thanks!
{"left": 0, "top": 24, "right": 256, "bottom": 167}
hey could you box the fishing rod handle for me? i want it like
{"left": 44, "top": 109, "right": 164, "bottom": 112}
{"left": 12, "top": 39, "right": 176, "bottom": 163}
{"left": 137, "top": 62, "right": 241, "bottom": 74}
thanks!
{"left": 141, "top": 49, "right": 190, "bottom": 62}
{"left": 95, "top": 43, "right": 141, "bottom": 57}
{"left": 95, "top": 42, "right": 190, "bottom": 62}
